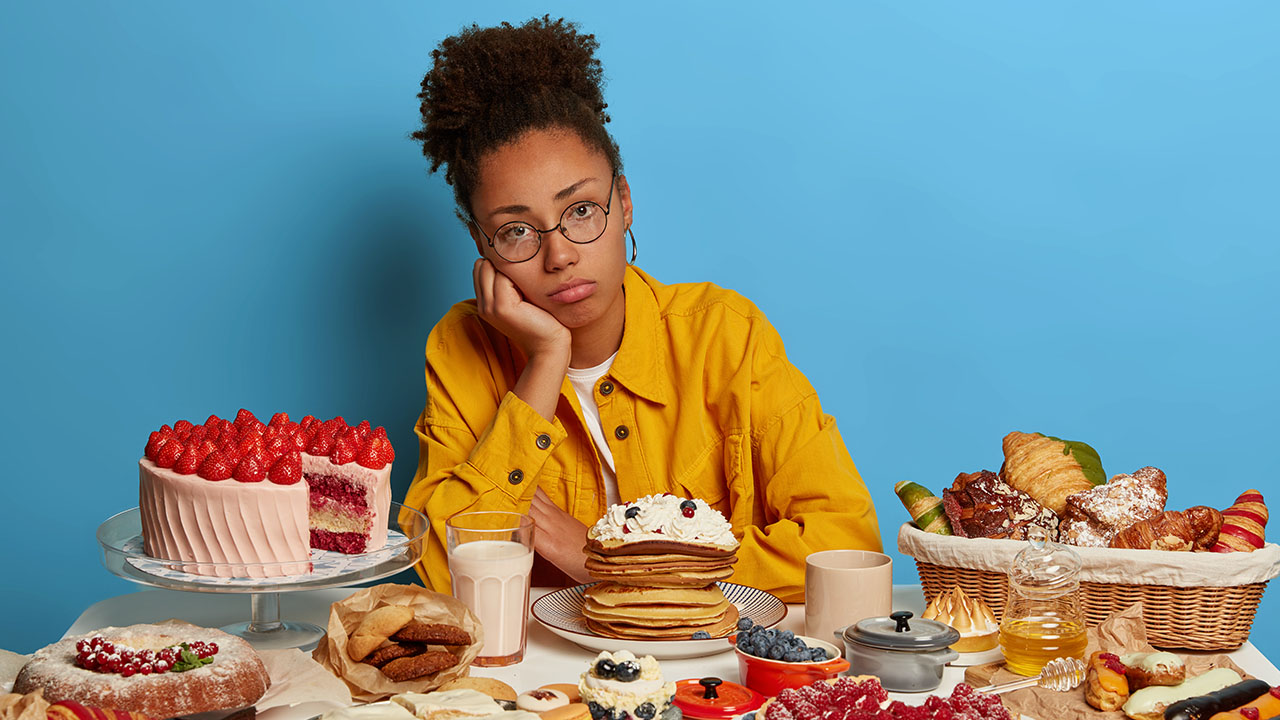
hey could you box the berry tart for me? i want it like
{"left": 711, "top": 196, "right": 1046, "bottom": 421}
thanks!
{"left": 139, "top": 409, "right": 393, "bottom": 577}
{"left": 14, "top": 624, "right": 270, "bottom": 719}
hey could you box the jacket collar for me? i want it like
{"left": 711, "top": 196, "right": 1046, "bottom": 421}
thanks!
{"left": 608, "top": 266, "right": 670, "bottom": 406}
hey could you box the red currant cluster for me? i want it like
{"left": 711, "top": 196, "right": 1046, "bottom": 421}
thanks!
{"left": 762, "top": 677, "right": 1011, "bottom": 720}
{"left": 73, "top": 636, "right": 219, "bottom": 677}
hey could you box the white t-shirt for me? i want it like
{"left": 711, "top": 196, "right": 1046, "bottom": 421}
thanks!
{"left": 566, "top": 352, "right": 619, "bottom": 508}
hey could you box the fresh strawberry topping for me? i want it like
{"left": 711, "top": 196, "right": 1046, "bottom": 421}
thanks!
{"left": 154, "top": 441, "right": 183, "bottom": 469}
{"left": 269, "top": 411, "right": 290, "bottom": 427}
{"left": 300, "top": 414, "right": 318, "bottom": 430}
{"left": 308, "top": 430, "right": 336, "bottom": 455}
{"left": 173, "top": 444, "right": 201, "bottom": 475}
{"left": 144, "top": 431, "right": 166, "bottom": 460}
{"left": 173, "top": 419, "right": 194, "bottom": 435}
{"left": 198, "top": 451, "right": 233, "bottom": 481}
{"left": 233, "top": 408, "right": 257, "bottom": 428}
{"left": 355, "top": 420, "right": 372, "bottom": 439}
{"left": 269, "top": 450, "right": 303, "bottom": 485}
{"left": 234, "top": 453, "right": 266, "bottom": 483}
{"left": 331, "top": 434, "right": 358, "bottom": 465}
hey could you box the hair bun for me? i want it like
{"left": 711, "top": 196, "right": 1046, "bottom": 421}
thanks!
{"left": 413, "top": 16, "right": 623, "bottom": 217}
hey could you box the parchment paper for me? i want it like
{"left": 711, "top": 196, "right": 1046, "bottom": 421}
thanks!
{"left": 310, "top": 584, "right": 483, "bottom": 703}
{"left": 964, "top": 604, "right": 1249, "bottom": 720}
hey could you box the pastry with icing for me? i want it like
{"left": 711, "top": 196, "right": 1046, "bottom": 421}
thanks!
{"left": 579, "top": 651, "right": 676, "bottom": 720}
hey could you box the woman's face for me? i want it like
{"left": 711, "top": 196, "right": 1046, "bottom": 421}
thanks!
{"left": 468, "top": 128, "right": 632, "bottom": 331}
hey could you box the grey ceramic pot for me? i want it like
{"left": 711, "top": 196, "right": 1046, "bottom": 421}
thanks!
{"left": 837, "top": 611, "right": 960, "bottom": 693}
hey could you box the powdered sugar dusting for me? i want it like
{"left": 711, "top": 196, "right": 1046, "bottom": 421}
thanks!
{"left": 15, "top": 624, "right": 269, "bottom": 719}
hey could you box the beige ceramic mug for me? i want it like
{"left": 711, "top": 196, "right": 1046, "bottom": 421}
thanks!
{"left": 805, "top": 549, "right": 894, "bottom": 644}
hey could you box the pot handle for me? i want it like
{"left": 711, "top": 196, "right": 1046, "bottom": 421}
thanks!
{"left": 934, "top": 648, "right": 960, "bottom": 665}
{"left": 832, "top": 628, "right": 847, "bottom": 644}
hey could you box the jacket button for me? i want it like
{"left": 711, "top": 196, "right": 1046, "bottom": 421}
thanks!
{"left": 600, "top": 381, "right": 614, "bottom": 396}
{"left": 614, "top": 425, "right": 629, "bottom": 440}
{"left": 508, "top": 469, "right": 524, "bottom": 485}
{"left": 535, "top": 433, "right": 551, "bottom": 450}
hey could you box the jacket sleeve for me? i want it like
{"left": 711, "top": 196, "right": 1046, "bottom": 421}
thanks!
{"left": 729, "top": 319, "right": 882, "bottom": 602}
{"left": 399, "top": 309, "right": 567, "bottom": 592}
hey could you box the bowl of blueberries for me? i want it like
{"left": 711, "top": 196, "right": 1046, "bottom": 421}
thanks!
{"left": 729, "top": 618, "right": 849, "bottom": 696}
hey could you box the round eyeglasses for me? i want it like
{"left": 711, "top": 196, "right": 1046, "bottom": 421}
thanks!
{"left": 475, "top": 175, "right": 616, "bottom": 263}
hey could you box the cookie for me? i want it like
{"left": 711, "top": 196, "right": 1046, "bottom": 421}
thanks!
{"left": 516, "top": 689, "right": 570, "bottom": 713}
{"left": 363, "top": 642, "right": 427, "bottom": 667}
{"left": 438, "top": 677, "right": 518, "bottom": 702}
{"left": 380, "top": 650, "right": 458, "bottom": 682}
{"left": 393, "top": 621, "right": 472, "bottom": 646}
{"left": 537, "top": 685, "right": 581, "bottom": 704}
{"left": 540, "top": 705, "right": 591, "bottom": 720}
{"left": 348, "top": 605, "right": 416, "bottom": 661}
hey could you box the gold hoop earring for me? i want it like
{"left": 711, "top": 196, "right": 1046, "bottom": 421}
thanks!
{"left": 627, "top": 227, "right": 638, "bottom": 264}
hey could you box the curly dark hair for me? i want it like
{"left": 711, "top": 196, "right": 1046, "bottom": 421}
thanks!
{"left": 412, "top": 16, "right": 624, "bottom": 219}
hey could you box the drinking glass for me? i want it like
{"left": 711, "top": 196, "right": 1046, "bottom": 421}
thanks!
{"left": 445, "top": 511, "right": 535, "bottom": 666}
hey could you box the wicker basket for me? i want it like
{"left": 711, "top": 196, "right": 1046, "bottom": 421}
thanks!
{"left": 899, "top": 524, "right": 1279, "bottom": 651}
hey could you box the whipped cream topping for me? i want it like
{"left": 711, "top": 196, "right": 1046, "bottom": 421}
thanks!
{"left": 579, "top": 651, "right": 675, "bottom": 717}
{"left": 592, "top": 495, "right": 738, "bottom": 548}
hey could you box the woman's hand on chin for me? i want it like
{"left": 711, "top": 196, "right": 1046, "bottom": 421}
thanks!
{"left": 530, "top": 488, "right": 592, "bottom": 584}
{"left": 473, "top": 258, "right": 570, "bottom": 361}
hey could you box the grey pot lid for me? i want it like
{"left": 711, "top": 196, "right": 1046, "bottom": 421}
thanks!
{"left": 843, "top": 611, "right": 960, "bottom": 651}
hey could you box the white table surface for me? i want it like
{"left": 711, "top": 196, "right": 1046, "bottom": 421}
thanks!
{"left": 64, "top": 584, "right": 1280, "bottom": 704}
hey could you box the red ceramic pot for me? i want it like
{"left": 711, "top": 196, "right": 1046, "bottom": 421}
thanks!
{"left": 729, "top": 634, "right": 851, "bottom": 697}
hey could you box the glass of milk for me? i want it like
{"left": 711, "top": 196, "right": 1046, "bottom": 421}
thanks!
{"left": 445, "top": 511, "right": 535, "bottom": 666}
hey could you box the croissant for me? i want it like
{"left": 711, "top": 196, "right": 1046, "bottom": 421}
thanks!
{"left": 1109, "top": 507, "right": 1223, "bottom": 551}
{"left": 1001, "top": 431, "right": 1106, "bottom": 515}
{"left": 1210, "top": 489, "right": 1268, "bottom": 552}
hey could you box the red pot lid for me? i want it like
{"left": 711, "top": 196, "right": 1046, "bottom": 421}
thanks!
{"left": 673, "top": 677, "right": 765, "bottom": 720}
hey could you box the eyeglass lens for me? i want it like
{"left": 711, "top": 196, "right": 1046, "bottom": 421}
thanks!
{"left": 492, "top": 200, "right": 608, "bottom": 262}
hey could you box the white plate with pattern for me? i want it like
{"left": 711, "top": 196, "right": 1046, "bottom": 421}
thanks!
{"left": 531, "top": 582, "right": 786, "bottom": 660}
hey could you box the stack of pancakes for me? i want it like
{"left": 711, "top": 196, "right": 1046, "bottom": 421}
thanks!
{"left": 582, "top": 534, "right": 739, "bottom": 639}
{"left": 582, "top": 583, "right": 739, "bottom": 639}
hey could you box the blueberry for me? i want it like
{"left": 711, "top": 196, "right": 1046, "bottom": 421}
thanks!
{"left": 769, "top": 645, "right": 785, "bottom": 660}
{"left": 635, "top": 704, "right": 656, "bottom": 720}
{"left": 625, "top": 506, "right": 640, "bottom": 519}
{"left": 736, "top": 617, "right": 753, "bottom": 632}
{"left": 615, "top": 660, "right": 641, "bottom": 682}
{"left": 809, "top": 647, "right": 827, "bottom": 661}
{"left": 691, "top": 630, "right": 711, "bottom": 640}
{"left": 784, "top": 650, "right": 801, "bottom": 662}
{"left": 779, "top": 630, "right": 794, "bottom": 642}
{"left": 747, "top": 624, "right": 762, "bottom": 636}
{"left": 679, "top": 500, "right": 696, "bottom": 512}
{"left": 588, "top": 702, "right": 606, "bottom": 720}
{"left": 594, "top": 659, "right": 616, "bottom": 679}
{"left": 742, "top": 714, "right": 756, "bottom": 720}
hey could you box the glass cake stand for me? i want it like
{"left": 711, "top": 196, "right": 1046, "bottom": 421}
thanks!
{"left": 97, "top": 502, "right": 428, "bottom": 650}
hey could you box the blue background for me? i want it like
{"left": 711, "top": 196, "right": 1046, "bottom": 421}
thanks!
{"left": 2, "top": 2, "right": 1276, "bottom": 656}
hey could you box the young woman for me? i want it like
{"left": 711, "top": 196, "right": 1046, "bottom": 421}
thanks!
{"left": 401, "top": 17, "right": 880, "bottom": 602}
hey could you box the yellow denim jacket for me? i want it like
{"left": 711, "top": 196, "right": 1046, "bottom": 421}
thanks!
{"left": 401, "top": 266, "right": 881, "bottom": 601}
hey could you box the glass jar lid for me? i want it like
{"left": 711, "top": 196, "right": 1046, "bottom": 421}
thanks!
{"left": 1009, "top": 525, "right": 1082, "bottom": 595}
{"left": 843, "top": 611, "right": 960, "bottom": 651}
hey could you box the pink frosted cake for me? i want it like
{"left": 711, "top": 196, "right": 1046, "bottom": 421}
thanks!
{"left": 139, "top": 409, "right": 394, "bottom": 577}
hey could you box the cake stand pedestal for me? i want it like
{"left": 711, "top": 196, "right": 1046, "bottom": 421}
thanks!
{"left": 96, "top": 502, "right": 428, "bottom": 650}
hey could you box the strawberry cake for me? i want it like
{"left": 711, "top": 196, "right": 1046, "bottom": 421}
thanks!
{"left": 139, "top": 409, "right": 394, "bottom": 577}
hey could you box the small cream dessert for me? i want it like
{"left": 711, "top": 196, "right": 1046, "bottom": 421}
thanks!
{"left": 922, "top": 586, "right": 999, "bottom": 653}
{"left": 580, "top": 651, "right": 675, "bottom": 720}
